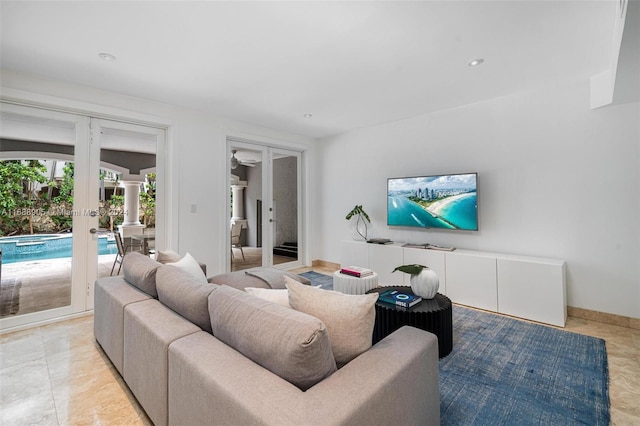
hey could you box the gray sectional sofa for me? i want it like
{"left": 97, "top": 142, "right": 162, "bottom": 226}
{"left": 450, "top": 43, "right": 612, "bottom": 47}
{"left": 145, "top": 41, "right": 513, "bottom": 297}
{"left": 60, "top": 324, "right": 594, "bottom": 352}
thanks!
{"left": 94, "top": 252, "right": 440, "bottom": 426}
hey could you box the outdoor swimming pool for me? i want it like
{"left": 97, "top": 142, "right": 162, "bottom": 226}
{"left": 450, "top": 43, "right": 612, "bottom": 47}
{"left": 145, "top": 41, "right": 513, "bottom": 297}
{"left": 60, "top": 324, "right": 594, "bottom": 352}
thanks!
{"left": 0, "top": 234, "right": 118, "bottom": 264}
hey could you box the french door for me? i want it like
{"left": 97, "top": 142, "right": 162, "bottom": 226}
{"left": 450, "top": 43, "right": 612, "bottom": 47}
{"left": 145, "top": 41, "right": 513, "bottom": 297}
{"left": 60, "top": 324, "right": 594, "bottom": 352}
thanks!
{"left": 0, "top": 103, "right": 163, "bottom": 330}
{"left": 87, "top": 119, "right": 163, "bottom": 309}
{"left": 228, "top": 139, "right": 302, "bottom": 271}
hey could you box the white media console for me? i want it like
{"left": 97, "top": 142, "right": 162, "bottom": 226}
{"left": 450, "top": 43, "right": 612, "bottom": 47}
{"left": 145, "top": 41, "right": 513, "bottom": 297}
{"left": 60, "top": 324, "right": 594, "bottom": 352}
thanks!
{"left": 340, "top": 241, "right": 567, "bottom": 327}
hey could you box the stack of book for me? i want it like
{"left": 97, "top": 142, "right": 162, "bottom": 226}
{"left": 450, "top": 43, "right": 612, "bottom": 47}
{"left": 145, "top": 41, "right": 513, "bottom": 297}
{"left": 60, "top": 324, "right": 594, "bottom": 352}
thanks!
{"left": 339, "top": 266, "right": 374, "bottom": 278}
{"left": 378, "top": 289, "right": 422, "bottom": 308}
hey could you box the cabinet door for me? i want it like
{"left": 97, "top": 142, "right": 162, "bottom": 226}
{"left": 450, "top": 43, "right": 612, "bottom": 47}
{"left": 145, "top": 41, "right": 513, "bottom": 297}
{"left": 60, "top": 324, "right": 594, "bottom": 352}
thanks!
{"left": 497, "top": 258, "right": 566, "bottom": 326}
{"left": 445, "top": 252, "right": 497, "bottom": 311}
{"left": 369, "top": 244, "right": 404, "bottom": 286}
{"left": 340, "top": 241, "right": 369, "bottom": 269}
{"left": 403, "top": 248, "right": 447, "bottom": 294}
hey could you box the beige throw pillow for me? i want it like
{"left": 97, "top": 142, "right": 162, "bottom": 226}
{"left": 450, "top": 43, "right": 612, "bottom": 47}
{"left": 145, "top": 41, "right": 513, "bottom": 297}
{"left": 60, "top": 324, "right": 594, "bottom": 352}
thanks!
{"left": 156, "top": 249, "right": 182, "bottom": 264}
{"left": 285, "top": 276, "right": 378, "bottom": 367}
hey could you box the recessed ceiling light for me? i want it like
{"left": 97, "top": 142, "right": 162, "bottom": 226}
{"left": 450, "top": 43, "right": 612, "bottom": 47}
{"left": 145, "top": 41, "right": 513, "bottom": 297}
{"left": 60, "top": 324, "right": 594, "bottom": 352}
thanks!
{"left": 468, "top": 58, "right": 484, "bottom": 67}
{"left": 303, "top": 114, "right": 313, "bottom": 118}
{"left": 98, "top": 52, "right": 117, "bottom": 61}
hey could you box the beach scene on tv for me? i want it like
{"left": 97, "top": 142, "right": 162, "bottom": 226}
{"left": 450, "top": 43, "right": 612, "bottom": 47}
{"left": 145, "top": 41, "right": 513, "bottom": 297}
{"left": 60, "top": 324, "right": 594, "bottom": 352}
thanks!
{"left": 387, "top": 173, "right": 478, "bottom": 231}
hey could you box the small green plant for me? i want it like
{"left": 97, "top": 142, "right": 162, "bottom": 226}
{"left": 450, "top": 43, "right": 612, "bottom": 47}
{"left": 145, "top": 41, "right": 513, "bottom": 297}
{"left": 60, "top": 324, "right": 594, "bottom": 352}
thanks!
{"left": 345, "top": 205, "right": 371, "bottom": 240}
{"left": 392, "top": 264, "right": 427, "bottom": 275}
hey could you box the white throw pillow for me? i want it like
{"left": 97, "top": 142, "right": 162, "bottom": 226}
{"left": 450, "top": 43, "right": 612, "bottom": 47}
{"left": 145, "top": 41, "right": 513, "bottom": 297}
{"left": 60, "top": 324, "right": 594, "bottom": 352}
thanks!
{"left": 245, "top": 287, "right": 291, "bottom": 307}
{"left": 285, "top": 276, "right": 378, "bottom": 367}
{"left": 169, "top": 252, "right": 207, "bottom": 283}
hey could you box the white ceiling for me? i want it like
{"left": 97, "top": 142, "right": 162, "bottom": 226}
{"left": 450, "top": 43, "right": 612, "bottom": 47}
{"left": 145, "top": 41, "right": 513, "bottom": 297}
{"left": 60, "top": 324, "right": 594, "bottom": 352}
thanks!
{"left": 0, "top": 1, "right": 627, "bottom": 139}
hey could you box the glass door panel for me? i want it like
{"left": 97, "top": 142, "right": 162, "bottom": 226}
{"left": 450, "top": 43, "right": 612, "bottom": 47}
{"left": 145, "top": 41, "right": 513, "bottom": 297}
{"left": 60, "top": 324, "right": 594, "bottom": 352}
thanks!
{"left": 0, "top": 103, "right": 89, "bottom": 329}
{"left": 229, "top": 144, "right": 263, "bottom": 271}
{"left": 271, "top": 150, "right": 301, "bottom": 269}
{"left": 88, "top": 119, "right": 161, "bottom": 310}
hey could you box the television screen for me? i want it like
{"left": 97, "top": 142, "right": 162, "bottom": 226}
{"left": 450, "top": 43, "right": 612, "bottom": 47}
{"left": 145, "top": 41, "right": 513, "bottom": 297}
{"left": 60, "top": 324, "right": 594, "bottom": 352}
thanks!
{"left": 387, "top": 173, "right": 478, "bottom": 231}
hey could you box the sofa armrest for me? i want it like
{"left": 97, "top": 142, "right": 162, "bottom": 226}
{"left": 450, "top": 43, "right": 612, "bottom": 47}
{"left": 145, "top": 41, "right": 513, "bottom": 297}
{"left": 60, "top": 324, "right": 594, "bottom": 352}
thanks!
{"left": 304, "top": 325, "right": 440, "bottom": 426}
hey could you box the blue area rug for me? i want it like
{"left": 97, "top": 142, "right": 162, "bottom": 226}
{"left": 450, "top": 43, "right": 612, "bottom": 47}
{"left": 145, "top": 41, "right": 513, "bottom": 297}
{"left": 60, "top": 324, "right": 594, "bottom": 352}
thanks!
{"left": 299, "top": 271, "right": 333, "bottom": 290}
{"left": 298, "top": 271, "right": 609, "bottom": 425}
{"left": 440, "top": 305, "right": 610, "bottom": 425}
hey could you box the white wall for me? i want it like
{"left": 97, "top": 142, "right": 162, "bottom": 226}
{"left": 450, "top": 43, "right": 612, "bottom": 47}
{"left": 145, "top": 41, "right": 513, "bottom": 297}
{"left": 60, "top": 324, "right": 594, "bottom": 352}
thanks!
{"left": 317, "top": 80, "right": 639, "bottom": 319}
{"left": 0, "top": 69, "right": 315, "bottom": 276}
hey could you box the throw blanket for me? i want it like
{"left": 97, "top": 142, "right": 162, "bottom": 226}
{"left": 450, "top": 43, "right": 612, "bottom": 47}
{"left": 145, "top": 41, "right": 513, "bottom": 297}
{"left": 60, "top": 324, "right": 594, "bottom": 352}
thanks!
{"left": 245, "top": 268, "right": 297, "bottom": 289}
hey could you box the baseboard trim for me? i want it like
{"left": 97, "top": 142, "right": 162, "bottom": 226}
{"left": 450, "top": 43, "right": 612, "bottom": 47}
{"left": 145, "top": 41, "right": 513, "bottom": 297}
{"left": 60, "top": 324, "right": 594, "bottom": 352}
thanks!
{"left": 0, "top": 311, "right": 93, "bottom": 335}
{"left": 567, "top": 306, "right": 640, "bottom": 330}
{"left": 311, "top": 259, "right": 340, "bottom": 270}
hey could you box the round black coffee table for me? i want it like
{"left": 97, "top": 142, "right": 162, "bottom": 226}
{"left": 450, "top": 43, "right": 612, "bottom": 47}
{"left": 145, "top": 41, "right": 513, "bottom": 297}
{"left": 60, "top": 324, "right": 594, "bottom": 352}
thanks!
{"left": 367, "top": 286, "right": 453, "bottom": 358}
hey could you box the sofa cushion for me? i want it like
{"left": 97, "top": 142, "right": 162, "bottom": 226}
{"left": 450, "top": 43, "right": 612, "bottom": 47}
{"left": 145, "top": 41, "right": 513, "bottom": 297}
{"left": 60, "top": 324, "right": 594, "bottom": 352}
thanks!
{"left": 208, "top": 268, "right": 311, "bottom": 290}
{"left": 123, "top": 299, "right": 200, "bottom": 426}
{"left": 156, "top": 265, "right": 219, "bottom": 333}
{"left": 93, "top": 276, "right": 152, "bottom": 375}
{"left": 122, "top": 252, "right": 163, "bottom": 298}
{"left": 285, "top": 276, "right": 378, "bottom": 367}
{"left": 208, "top": 285, "right": 337, "bottom": 391}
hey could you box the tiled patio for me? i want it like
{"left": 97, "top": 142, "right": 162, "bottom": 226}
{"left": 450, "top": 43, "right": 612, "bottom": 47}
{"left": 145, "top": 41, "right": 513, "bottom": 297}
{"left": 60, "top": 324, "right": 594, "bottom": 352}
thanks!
{"left": 0, "top": 254, "right": 117, "bottom": 318}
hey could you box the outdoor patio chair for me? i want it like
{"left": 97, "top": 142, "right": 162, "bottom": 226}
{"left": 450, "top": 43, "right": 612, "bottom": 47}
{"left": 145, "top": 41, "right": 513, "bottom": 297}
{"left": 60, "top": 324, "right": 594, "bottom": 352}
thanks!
{"left": 230, "top": 222, "right": 245, "bottom": 261}
{"left": 110, "top": 232, "right": 143, "bottom": 275}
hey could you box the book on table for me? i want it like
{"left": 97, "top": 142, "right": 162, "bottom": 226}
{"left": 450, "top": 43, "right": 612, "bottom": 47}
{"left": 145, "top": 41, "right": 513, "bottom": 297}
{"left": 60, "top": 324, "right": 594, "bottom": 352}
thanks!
{"left": 378, "top": 289, "right": 422, "bottom": 308}
{"left": 340, "top": 266, "right": 374, "bottom": 277}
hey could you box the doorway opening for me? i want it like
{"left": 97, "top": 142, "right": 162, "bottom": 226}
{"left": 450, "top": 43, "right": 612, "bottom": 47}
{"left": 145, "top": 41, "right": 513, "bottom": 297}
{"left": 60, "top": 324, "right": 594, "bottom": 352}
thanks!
{"left": 228, "top": 140, "right": 302, "bottom": 272}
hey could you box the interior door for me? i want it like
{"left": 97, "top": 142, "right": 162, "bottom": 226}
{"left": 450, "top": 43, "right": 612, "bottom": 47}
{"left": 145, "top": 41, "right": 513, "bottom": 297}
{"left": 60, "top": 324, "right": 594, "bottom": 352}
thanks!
{"left": 228, "top": 140, "right": 302, "bottom": 271}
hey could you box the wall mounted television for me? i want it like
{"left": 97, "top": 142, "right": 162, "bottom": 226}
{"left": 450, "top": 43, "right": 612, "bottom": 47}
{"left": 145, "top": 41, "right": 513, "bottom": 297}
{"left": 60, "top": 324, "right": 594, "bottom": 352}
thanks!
{"left": 387, "top": 173, "right": 478, "bottom": 231}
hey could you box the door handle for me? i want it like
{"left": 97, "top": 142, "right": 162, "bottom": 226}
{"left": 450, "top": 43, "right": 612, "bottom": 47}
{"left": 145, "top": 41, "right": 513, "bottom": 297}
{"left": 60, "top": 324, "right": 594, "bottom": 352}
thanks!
{"left": 89, "top": 228, "right": 98, "bottom": 234}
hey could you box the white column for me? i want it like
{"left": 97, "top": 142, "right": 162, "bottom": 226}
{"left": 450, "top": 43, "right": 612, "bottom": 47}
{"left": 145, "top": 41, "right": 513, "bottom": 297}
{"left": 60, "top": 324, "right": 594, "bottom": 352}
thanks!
{"left": 231, "top": 184, "right": 246, "bottom": 220}
{"left": 122, "top": 181, "right": 142, "bottom": 225}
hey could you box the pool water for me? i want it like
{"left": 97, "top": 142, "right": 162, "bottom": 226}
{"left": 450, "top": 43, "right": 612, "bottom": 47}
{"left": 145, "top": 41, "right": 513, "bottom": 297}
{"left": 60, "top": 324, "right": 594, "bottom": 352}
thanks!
{"left": 0, "top": 234, "right": 118, "bottom": 264}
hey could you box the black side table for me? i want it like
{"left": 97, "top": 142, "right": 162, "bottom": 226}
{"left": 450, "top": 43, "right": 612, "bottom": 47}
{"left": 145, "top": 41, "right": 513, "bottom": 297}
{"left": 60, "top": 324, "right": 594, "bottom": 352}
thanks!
{"left": 367, "top": 287, "right": 453, "bottom": 358}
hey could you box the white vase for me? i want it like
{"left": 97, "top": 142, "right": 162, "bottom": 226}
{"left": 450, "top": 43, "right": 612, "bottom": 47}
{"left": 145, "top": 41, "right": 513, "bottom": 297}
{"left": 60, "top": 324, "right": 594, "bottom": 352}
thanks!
{"left": 410, "top": 268, "right": 439, "bottom": 299}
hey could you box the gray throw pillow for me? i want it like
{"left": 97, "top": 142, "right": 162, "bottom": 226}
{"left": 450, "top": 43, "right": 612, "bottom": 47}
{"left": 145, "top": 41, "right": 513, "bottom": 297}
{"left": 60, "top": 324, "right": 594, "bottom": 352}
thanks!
{"left": 208, "top": 285, "right": 337, "bottom": 391}
{"left": 156, "top": 249, "right": 182, "bottom": 264}
{"left": 122, "top": 252, "right": 163, "bottom": 298}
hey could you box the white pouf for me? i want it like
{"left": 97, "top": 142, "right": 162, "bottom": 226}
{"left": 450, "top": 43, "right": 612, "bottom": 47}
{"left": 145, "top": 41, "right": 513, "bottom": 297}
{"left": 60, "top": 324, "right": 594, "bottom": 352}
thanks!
{"left": 333, "top": 271, "right": 379, "bottom": 295}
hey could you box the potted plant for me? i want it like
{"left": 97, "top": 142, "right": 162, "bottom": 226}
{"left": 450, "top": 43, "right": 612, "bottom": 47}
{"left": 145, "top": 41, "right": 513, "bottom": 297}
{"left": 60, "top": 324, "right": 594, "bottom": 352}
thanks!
{"left": 345, "top": 205, "right": 370, "bottom": 240}
{"left": 392, "top": 264, "right": 439, "bottom": 299}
